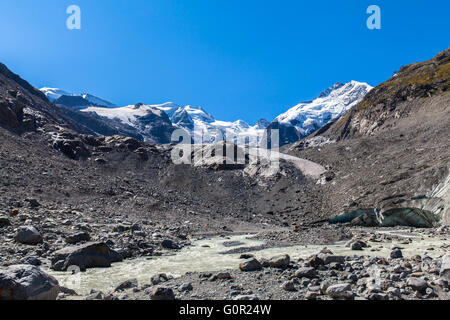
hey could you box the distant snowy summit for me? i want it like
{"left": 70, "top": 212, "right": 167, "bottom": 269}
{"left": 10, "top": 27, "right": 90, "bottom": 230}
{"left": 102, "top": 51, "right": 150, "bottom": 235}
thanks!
{"left": 40, "top": 80, "right": 372, "bottom": 146}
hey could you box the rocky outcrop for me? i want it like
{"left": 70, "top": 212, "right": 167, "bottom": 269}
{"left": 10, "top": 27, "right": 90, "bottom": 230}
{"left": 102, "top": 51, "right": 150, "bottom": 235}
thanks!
{"left": 0, "top": 265, "right": 59, "bottom": 300}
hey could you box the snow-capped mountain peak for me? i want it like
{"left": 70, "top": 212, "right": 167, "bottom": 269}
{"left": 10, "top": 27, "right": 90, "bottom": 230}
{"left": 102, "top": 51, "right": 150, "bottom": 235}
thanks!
{"left": 40, "top": 87, "right": 72, "bottom": 102}
{"left": 41, "top": 80, "right": 372, "bottom": 146}
{"left": 274, "top": 80, "right": 372, "bottom": 138}
{"left": 40, "top": 87, "right": 117, "bottom": 108}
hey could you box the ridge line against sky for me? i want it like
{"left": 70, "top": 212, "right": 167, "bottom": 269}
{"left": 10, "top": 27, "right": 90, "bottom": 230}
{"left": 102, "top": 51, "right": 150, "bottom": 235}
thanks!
{"left": 0, "top": 0, "right": 449, "bottom": 123}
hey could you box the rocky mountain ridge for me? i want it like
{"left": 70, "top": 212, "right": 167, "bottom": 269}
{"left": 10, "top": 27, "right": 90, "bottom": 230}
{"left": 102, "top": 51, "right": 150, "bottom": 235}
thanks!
{"left": 40, "top": 81, "right": 371, "bottom": 146}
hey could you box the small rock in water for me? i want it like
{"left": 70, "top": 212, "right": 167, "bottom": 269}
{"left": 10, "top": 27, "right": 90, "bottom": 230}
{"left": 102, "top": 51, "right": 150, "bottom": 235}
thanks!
{"left": 390, "top": 248, "right": 403, "bottom": 259}
{"left": 161, "top": 239, "right": 180, "bottom": 250}
{"left": 350, "top": 241, "right": 365, "bottom": 251}
{"left": 151, "top": 273, "right": 171, "bottom": 285}
{"left": 114, "top": 278, "right": 138, "bottom": 292}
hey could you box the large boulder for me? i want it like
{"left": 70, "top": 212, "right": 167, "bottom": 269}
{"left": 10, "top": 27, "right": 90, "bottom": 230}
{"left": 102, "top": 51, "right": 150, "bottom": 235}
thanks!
{"left": 51, "top": 242, "right": 122, "bottom": 271}
{"left": 14, "top": 226, "right": 43, "bottom": 245}
{"left": 0, "top": 265, "right": 60, "bottom": 300}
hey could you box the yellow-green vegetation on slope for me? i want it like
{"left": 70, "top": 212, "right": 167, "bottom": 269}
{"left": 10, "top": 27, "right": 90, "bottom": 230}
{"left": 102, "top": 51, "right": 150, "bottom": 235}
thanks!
{"left": 355, "top": 48, "right": 449, "bottom": 112}
{"left": 326, "top": 48, "right": 449, "bottom": 139}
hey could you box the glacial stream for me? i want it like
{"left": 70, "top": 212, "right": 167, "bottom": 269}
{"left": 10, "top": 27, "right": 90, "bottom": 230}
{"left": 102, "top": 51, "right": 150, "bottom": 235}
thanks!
{"left": 46, "top": 232, "right": 449, "bottom": 295}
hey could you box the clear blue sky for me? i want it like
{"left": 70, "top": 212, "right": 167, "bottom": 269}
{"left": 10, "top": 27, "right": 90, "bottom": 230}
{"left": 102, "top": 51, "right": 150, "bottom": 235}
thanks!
{"left": 0, "top": 0, "right": 448, "bottom": 123}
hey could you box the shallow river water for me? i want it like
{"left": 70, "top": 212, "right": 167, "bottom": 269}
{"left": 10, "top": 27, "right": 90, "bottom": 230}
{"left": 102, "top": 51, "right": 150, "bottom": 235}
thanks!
{"left": 46, "top": 232, "right": 449, "bottom": 295}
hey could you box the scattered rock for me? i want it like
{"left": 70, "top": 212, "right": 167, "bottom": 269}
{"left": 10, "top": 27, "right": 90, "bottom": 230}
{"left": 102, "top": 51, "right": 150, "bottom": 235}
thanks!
{"left": 407, "top": 277, "right": 428, "bottom": 293}
{"left": 211, "top": 272, "right": 232, "bottom": 281}
{"left": 239, "top": 258, "right": 262, "bottom": 272}
{"left": 282, "top": 280, "right": 296, "bottom": 292}
{"left": 390, "top": 248, "right": 403, "bottom": 259}
{"left": 86, "top": 291, "right": 104, "bottom": 300}
{"left": 151, "top": 273, "right": 171, "bottom": 285}
{"left": 325, "top": 283, "right": 354, "bottom": 300}
{"left": 161, "top": 239, "right": 180, "bottom": 250}
{"left": 268, "top": 254, "right": 290, "bottom": 268}
{"left": 114, "top": 279, "right": 138, "bottom": 292}
{"left": 59, "top": 286, "right": 79, "bottom": 296}
{"left": 25, "top": 199, "right": 40, "bottom": 208}
{"left": 9, "top": 209, "right": 19, "bottom": 217}
{"left": 179, "top": 283, "right": 193, "bottom": 292}
{"left": 350, "top": 241, "right": 365, "bottom": 251}
{"left": 65, "top": 232, "right": 91, "bottom": 244}
{"left": 22, "top": 256, "right": 41, "bottom": 266}
{"left": 318, "top": 254, "right": 345, "bottom": 265}
{"left": 294, "top": 267, "right": 317, "bottom": 279}
{"left": 149, "top": 287, "right": 175, "bottom": 300}
{"left": 14, "top": 226, "right": 43, "bottom": 245}
{"left": 0, "top": 216, "right": 10, "bottom": 227}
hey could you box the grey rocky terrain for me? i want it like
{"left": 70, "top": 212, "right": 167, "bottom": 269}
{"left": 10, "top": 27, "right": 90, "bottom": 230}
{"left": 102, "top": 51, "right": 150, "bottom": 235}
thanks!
{"left": 0, "top": 49, "right": 449, "bottom": 300}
